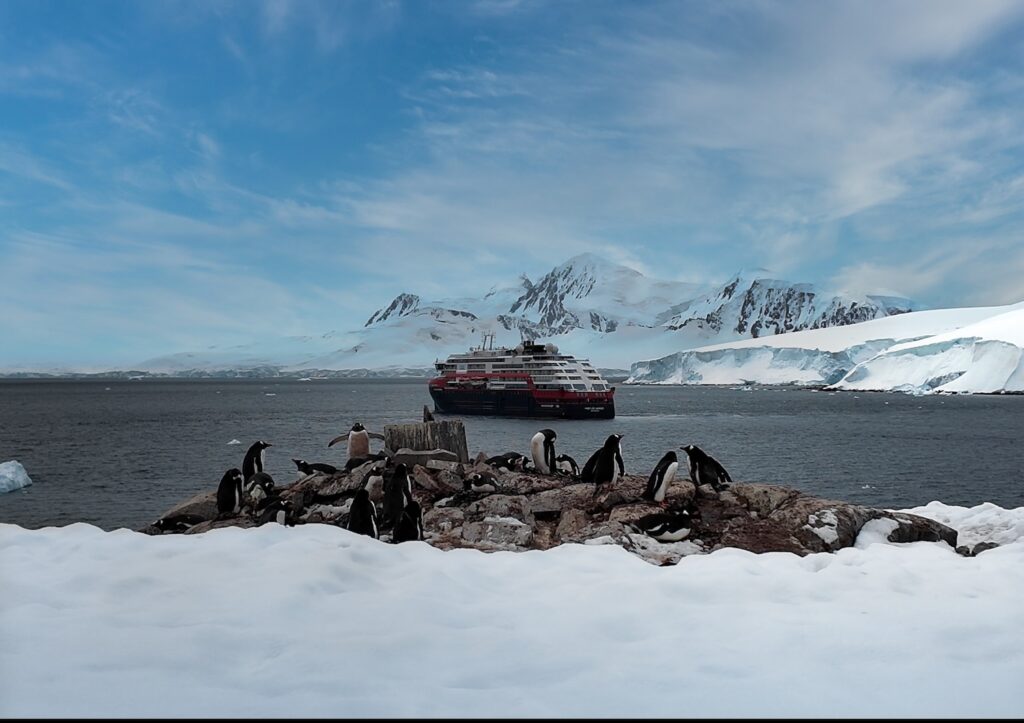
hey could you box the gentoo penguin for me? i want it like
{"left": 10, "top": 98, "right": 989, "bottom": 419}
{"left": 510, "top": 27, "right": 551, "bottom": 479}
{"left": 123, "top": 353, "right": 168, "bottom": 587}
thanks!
{"left": 423, "top": 405, "right": 435, "bottom": 422}
{"left": 644, "top": 451, "right": 679, "bottom": 505}
{"left": 486, "top": 452, "right": 527, "bottom": 472}
{"left": 246, "top": 471, "right": 276, "bottom": 508}
{"left": 292, "top": 458, "right": 339, "bottom": 476}
{"left": 555, "top": 453, "right": 580, "bottom": 478}
{"left": 328, "top": 422, "right": 386, "bottom": 464}
{"left": 346, "top": 488, "right": 379, "bottom": 539}
{"left": 530, "top": 429, "right": 558, "bottom": 475}
{"left": 581, "top": 433, "right": 625, "bottom": 497}
{"left": 382, "top": 462, "right": 412, "bottom": 530}
{"left": 628, "top": 510, "right": 692, "bottom": 542}
{"left": 393, "top": 500, "right": 424, "bottom": 543}
{"left": 464, "top": 470, "right": 500, "bottom": 493}
{"left": 153, "top": 513, "right": 206, "bottom": 533}
{"left": 257, "top": 497, "right": 294, "bottom": 527}
{"left": 242, "top": 440, "right": 272, "bottom": 484}
{"left": 680, "top": 444, "right": 732, "bottom": 492}
{"left": 362, "top": 462, "right": 387, "bottom": 506}
{"left": 216, "top": 468, "right": 244, "bottom": 518}
{"left": 344, "top": 451, "right": 388, "bottom": 472}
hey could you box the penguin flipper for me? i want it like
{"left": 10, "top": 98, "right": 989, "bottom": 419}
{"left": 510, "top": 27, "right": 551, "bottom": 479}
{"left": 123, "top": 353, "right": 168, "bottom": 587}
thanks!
{"left": 580, "top": 449, "right": 601, "bottom": 483}
{"left": 328, "top": 432, "right": 350, "bottom": 448}
{"left": 368, "top": 431, "right": 387, "bottom": 441}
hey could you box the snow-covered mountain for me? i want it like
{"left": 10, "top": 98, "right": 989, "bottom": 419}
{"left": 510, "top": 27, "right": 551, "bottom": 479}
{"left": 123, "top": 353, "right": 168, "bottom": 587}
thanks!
{"left": 628, "top": 301, "right": 1024, "bottom": 394}
{"left": 132, "top": 253, "right": 918, "bottom": 375}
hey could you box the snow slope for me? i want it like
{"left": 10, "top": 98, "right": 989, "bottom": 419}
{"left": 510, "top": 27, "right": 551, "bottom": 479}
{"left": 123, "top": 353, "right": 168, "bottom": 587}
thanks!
{"left": 629, "top": 301, "right": 1024, "bottom": 392}
{"left": 1, "top": 502, "right": 1022, "bottom": 718}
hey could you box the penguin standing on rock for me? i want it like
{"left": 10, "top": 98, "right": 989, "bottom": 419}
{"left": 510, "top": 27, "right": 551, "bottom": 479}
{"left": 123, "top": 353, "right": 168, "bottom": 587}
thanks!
{"left": 393, "top": 500, "right": 424, "bottom": 543}
{"left": 644, "top": 451, "right": 679, "bottom": 506}
{"left": 530, "top": 429, "right": 557, "bottom": 475}
{"left": 246, "top": 471, "right": 276, "bottom": 509}
{"left": 382, "top": 463, "right": 413, "bottom": 532}
{"left": 328, "top": 423, "right": 386, "bottom": 465}
{"left": 216, "top": 468, "right": 244, "bottom": 518}
{"left": 257, "top": 497, "right": 294, "bottom": 527}
{"left": 680, "top": 444, "right": 732, "bottom": 492}
{"left": 242, "top": 440, "right": 272, "bottom": 485}
{"left": 582, "top": 434, "right": 625, "bottom": 498}
{"left": 346, "top": 488, "right": 379, "bottom": 539}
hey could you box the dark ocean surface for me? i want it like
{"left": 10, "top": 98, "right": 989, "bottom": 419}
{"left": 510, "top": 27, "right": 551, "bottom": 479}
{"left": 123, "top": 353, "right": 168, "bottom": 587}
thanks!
{"left": 0, "top": 378, "right": 1022, "bottom": 531}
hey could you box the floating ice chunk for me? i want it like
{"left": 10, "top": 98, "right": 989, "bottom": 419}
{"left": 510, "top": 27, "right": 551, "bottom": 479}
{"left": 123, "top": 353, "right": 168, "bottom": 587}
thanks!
{"left": 0, "top": 460, "right": 33, "bottom": 494}
{"left": 227, "top": 439, "right": 242, "bottom": 445}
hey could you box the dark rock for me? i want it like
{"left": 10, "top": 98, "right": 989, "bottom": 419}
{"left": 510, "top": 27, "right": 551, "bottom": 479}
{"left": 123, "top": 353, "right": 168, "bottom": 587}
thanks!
{"left": 145, "top": 462, "right": 962, "bottom": 567}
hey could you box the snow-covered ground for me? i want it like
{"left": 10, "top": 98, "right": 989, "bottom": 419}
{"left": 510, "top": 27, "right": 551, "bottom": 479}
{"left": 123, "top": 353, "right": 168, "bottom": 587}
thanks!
{"left": 629, "top": 301, "right": 1024, "bottom": 394}
{"left": 2, "top": 501, "right": 1023, "bottom": 718}
{"left": 0, "top": 460, "right": 32, "bottom": 494}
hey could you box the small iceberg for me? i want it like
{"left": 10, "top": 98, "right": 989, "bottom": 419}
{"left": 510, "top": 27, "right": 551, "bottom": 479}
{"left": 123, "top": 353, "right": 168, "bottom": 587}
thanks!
{"left": 0, "top": 460, "right": 33, "bottom": 494}
{"left": 227, "top": 439, "right": 242, "bottom": 446}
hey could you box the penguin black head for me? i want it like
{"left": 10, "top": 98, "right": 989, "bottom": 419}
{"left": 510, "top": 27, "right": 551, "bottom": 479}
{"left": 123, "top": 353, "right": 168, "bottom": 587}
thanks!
{"left": 540, "top": 428, "right": 557, "bottom": 441}
{"left": 680, "top": 444, "right": 701, "bottom": 456}
{"left": 222, "top": 468, "right": 243, "bottom": 485}
{"left": 352, "top": 422, "right": 365, "bottom": 432}
{"left": 249, "top": 471, "right": 276, "bottom": 492}
{"left": 354, "top": 487, "right": 371, "bottom": 503}
{"left": 605, "top": 433, "right": 623, "bottom": 448}
{"left": 292, "top": 458, "right": 307, "bottom": 470}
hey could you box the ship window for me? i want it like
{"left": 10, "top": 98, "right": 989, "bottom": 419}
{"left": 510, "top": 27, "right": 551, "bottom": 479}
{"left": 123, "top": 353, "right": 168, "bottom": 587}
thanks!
{"left": 593, "top": 384, "right": 606, "bottom": 391}
{"left": 572, "top": 384, "right": 587, "bottom": 390}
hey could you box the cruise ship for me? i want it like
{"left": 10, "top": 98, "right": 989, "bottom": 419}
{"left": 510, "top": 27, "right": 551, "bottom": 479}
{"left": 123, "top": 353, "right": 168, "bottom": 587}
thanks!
{"left": 428, "top": 336, "right": 615, "bottom": 419}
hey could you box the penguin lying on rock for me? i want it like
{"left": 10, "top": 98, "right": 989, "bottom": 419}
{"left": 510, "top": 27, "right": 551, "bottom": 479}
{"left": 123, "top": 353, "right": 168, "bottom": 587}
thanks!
{"left": 292, "top": 459, "right": 339, "bottom": 476}
{"left": 153, "top": 513, "right": 206, "bottom": 533}
{"left": 628, "top": 510, "right": 693, "bottom": 542}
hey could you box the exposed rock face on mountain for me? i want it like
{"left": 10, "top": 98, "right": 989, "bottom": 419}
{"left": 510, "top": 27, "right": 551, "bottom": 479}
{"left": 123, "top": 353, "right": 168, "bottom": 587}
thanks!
{"left": 659, "top": 274, "right": 916, "bottom": 339}
{"left": 131, "top": 253, "right": 917, "bottom": 375}
{"left": 143, "top": 455, "right": 960, "bottom": 566}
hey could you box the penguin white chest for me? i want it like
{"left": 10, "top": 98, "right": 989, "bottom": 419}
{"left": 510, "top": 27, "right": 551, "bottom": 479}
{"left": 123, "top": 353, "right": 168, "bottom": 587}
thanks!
{"left": 530, "top": 434, "right": 548, "bottom": 473}
{"left": 349, "top": 431, "right": 370, "bottom": 459}
{"left": 656, "top": 526, "right": 690, "bottom": 542}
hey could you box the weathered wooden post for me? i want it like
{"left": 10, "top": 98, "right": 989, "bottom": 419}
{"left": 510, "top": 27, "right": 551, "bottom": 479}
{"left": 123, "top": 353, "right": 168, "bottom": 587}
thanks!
{"left": 383, "top": 419, "right": 469, "bottom": 464}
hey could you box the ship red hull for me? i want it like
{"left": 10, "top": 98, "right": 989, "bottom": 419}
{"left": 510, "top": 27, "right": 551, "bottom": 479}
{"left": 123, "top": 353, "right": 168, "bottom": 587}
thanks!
{"left": 429, "top": 384, "right": 615, "bottom": 419}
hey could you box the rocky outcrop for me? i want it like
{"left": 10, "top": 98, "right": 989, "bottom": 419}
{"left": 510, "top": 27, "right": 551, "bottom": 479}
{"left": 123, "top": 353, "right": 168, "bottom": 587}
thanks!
{"left": 142, "top": 457, "right": 962, "bottom": 566}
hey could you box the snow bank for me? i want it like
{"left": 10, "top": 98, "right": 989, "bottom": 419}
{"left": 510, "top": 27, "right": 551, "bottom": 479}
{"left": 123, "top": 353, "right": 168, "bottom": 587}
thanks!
{"left": 2, "top": 503, "right": 1023, "bottom": 718}
{"left": 0, "top": 460, "right": 32, "bottom": 494}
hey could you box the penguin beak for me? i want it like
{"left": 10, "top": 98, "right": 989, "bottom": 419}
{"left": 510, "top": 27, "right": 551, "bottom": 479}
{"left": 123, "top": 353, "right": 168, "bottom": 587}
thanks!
{"left": 328, "top": 434, "right": 347, "bottom": 448}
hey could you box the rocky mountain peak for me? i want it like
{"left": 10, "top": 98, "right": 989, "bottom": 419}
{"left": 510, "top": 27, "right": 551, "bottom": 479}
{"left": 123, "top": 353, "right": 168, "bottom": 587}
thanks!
{"left": 365, "top": 293, "right": 421, "bottom": 327}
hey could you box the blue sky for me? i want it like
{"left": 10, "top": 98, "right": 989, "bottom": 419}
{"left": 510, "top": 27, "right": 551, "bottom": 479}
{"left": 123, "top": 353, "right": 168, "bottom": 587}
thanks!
{"left": 2, "top": 0, "right": 1023, "bottom": 367}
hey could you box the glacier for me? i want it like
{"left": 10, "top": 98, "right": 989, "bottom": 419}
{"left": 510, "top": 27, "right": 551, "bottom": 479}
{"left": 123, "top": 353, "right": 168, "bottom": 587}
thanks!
{"left": 629, "top": 302, "right": 1024, "bottom": 394}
